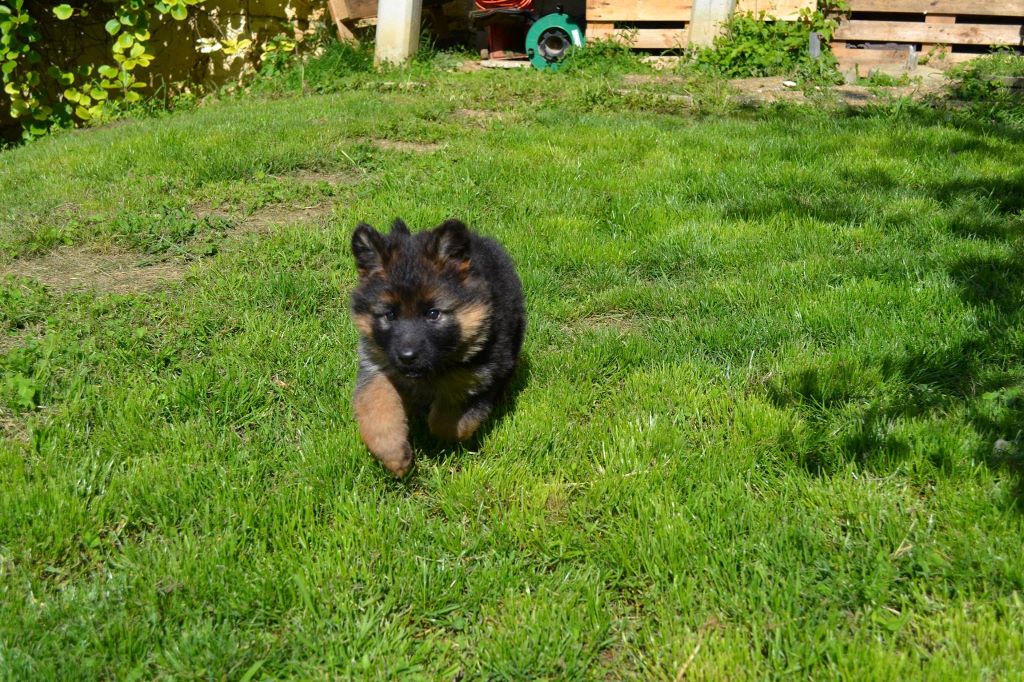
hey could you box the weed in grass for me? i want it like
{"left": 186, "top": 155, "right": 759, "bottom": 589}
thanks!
{"left": 947, "top": 50, "right": 1024, "bottom": 128}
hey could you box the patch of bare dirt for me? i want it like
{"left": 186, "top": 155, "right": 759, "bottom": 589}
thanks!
{"left": 372, "top": 138, "right": 442, "bottom": 152}
{"left": 0, "top": 324, "right": 43, "bottom": 355}
{"left": 729, "top": 77, "right": 808, "bottom": 104}
{"left": 2, "top": 247, "right": 187, "bottom": 295}
{"left": 453, "top": 108, "right": 508, "bottom": 129}
{"left": 622, "top": 72, "right": 952, "bottom": 109}
{"left": 0, "top": 406, "right": 29, "bottom": 444}
{"left": 454, "top": 108, "right": 500, "bottom": 121}
{"left": 285, "top": 169, "right": 356, "bottom": 186}
{"left": 623, "top": 73, "right": 689, "bottom": 86}
{"left": 4, "top": 168, "right": 345, "bottom": 296}
{"left": 232, "top": 204, "right": 333, "bottom": 236}
{"left": 193, "top": 200, "right": 335, "bottom": 237}
{"left": 568, "top": 312, "right": 642, "bottom": 337}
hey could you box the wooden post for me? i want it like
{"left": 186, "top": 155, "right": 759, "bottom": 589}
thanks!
{"left": 689, "top": 0, "right": 736, "bottom": 48}
{"left": 375, "top": 0, "right": 423, "bottom": 66}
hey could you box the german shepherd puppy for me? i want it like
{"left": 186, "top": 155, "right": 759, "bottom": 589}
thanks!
{"left": 350, "top": 218, "right": 525, "bottom": 477}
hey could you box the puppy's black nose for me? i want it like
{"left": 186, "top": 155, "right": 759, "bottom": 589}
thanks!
{"left": 397, "top": 348, "right": 418, "bottom": 365}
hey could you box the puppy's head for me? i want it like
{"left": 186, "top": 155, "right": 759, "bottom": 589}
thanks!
{"left": 350, "top": 218, "right": 491, "bottom": 378}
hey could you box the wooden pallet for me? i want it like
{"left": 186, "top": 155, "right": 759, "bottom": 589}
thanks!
{"left": 585, "top": 0, "right": 814, "bottom": 50}
{"left": 326, "top": 0, "right": 378, "bottom": 42}
{"left": 832, "top": 0, "right": 1024, "bottom": 67}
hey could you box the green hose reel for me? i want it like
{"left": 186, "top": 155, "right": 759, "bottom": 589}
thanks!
{"left": 525, "top": 13, "right": 584, "bottom": 71}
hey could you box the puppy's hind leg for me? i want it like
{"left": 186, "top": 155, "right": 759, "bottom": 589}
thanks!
{"left": 354, "top": 370, "right": 413, "bottom": 477}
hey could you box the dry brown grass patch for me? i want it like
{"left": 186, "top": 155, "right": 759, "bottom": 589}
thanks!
{"left": 372, "top": 138, "right": 442, "bottom": 152}
{"left": 1, "top": 247, "right": 187, "bottom": 295}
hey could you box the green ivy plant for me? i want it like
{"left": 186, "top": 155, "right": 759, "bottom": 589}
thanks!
{"left": 1, "top": 0, "right": 200, "bottom": 138}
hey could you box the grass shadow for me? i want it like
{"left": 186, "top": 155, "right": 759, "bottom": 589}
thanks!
{"left": 766, "top": 167, "right": 1024, "bottom": 507}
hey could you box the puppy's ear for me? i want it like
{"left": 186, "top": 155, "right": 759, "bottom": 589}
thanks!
{"left": 390, "top": 218, "right": 411, "bottom": 236}
{"left": 352, "top": 223, "right": 390, "bottom": 278}
{"left": 428, "top": 219, "right": 471, "bottom": 274}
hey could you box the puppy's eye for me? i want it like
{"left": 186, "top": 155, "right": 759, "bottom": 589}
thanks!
{"left": 425, "top": 308, "right": 441, "bottom": 321}
{"left": 381, "top": 310, "right": 396, "bottom": 322}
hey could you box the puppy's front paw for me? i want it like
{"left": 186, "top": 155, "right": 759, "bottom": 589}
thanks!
{"left": 377, "top": 442, "right": 413, "bottom": 478}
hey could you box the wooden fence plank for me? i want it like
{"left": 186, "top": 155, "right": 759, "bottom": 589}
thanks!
{"left": 922, "top": 14, "right": 955, "bottom": 52}
{"left": 587, "top": 25, "right": 691, "bottom": 48}
{"left": 585, "top": 0, "right": 810, "bottom": 22}
{"left": 847, "top": 0, "right": 1024, "bottom": 16}
{"left": 587, "top": 0, "right": 692, "bottom": 22}
{"left": 834, "top": 19, "right": 1024, "bottom": 45}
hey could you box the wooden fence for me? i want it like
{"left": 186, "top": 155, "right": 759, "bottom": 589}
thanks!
{"left": 585, "top": 0, "right": 814, "bottom": 49}
{"left": 833, "top": 1, "right": 1024, "bottom": 66}
{"left": 584, "top": 0, "right": 1024, "bottom": 60}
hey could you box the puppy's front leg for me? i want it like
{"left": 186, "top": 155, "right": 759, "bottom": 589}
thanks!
{"left": 354, "top": 371, "right": 413, "bottom": 477}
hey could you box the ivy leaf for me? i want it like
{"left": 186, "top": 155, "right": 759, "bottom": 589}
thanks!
{"left": 2, "top": 60, "right": 15, "bottom": 76}
{"left": 98, "top": 64, "right": 118, "bottom": 78}
{"left": 170, "top": 4, "right": 187, "bottom": 21}
{"left": 105, "top": 19, "right": 120, "bottom": 35}
{"left": 53, "top": 4, "right": 74, "bottom": 20}
{"left": 116, "top": 32, "right": 133, "bottom": 50}
{"left": 0, "top": 6, "right": 11, "bottom": 16}
{"left": 129, "top": 41, "right": 145, "bottom": 58}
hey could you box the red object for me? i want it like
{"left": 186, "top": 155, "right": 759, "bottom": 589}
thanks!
{"left": 487, "top": 23, "right": 527, "bottom": 59}
{"left": 473, "top": 0, "right": 533, "bottom": 59}
{"left": 474, "top": 0, "right": 533, "bottom": 9}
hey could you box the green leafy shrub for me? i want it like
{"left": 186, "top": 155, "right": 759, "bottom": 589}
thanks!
{"left": 694, "top": 3, "right": 846, "bottom": 82}
{"left": 947, "top": 50, "right": 1024, "bottom": 128}
{"left": 950, "top": 50, "right": 1024, "bottom": 101}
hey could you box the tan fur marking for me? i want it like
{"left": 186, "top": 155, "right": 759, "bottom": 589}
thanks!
{"left": 352, "top": 313, "right": 374, "bottom": 337}
{"left": 353, "top": 373, "right": 412, "bottom": 477}
{"left": 455, "top": 302, "right": 491, "bottom": 347}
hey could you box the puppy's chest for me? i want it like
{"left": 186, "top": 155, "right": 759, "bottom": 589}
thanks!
{"left": 399, "top": 366, "right": 491, "bottom": 410}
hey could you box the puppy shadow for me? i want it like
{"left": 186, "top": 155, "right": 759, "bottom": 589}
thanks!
{"left": 408, "top": 355, "right": 532, "bottom": 470}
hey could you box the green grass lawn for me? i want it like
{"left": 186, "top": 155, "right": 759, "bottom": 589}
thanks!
{"left": 1, "top": 51, "right": 1023, "bottom": 679}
